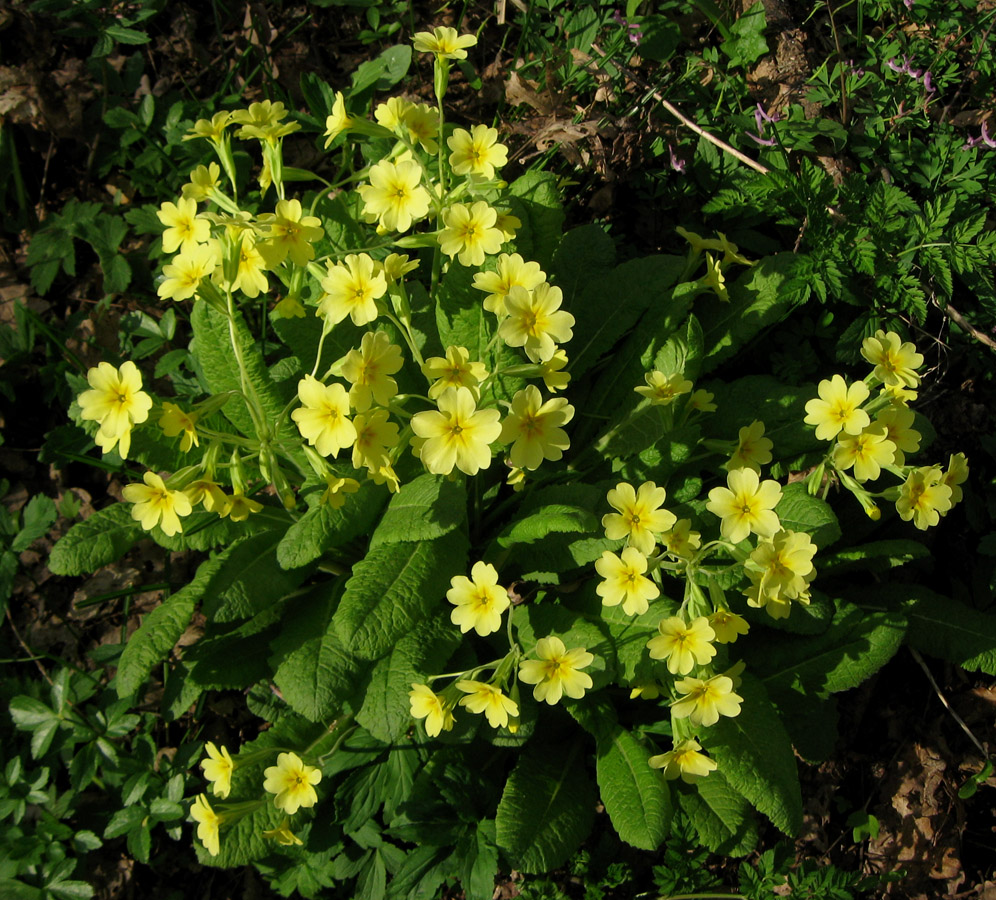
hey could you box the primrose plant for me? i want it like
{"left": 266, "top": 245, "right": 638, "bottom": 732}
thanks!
{"left": 50, "top": 26, "right": 972, "bottom": 898}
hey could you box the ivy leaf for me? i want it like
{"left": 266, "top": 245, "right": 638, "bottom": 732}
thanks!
{"left": 49, "top": 504, "right": 143, "bottom": 576}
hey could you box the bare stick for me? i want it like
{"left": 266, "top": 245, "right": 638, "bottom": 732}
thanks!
{"left": 943, "top": 302, "right": 996, "bottom": 352}
{"left": 910, "top": 647, "right": 988, "bottom": 758}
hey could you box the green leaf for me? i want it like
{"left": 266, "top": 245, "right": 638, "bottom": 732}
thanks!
{"left": 104, "top": 23, "right": 151, "bottom": 45}
{"left": 702, "top": 673, "right": 803, "bottom": 836}
{"left": 516, "top": 599, "right": 616, "bottom": 689}
{"left": 333, "top": 530, "right": 468, "bottom": 660}
{"left": 369, "top": 474, "right": 467, "bottom": 547}
{"left": 49, "top": 504, "right": 143, "bottom": 576}
{"left": 496, "top": 504, "right": 598, "bottom": 548}
{"left": 675, "top": 770, "right": 758, "bottom": 856}
{"left": 495, "top": 739, "right": 597, "bottom": 873}
{"left": 506, "top": 171, "right": 564, "bottom": 270}
{"left": 819, "top": 539, "right": 930, "bottom": 576}
{"left": 12, "top": 495, "right": 57, "bottom": 552}
{"left": 774, "top": 482, "right": 841, "bottom": 550}
{"left": 904, "top": 587, "right": 996, "bottom": 675}
{"left": 597, "top": 591, "right": 677, "bottom": 684}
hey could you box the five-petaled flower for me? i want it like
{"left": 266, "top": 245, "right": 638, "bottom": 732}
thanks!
{"left": 438, "top": 201, "right": 505, "bottom": 267}
{"left": 200, "top": 742, "right": 234, "bottom": 799}
{"left": 595, "top": 546, "right": 661, "bottom": 616}
{"left": 122, "top": 471, "right": 192, "bottom": 537}
{"left": 412, "top": 26, "right": 477, "bottom": 59}
{"left": 190, "top": 793, "right": 223, "bottom": 857}
{"left": 896, "top": 466, "right": 952, "bottom": 530}
{"left": 456, "top": 680, "right": 518, "bottom": 728}
{"left": 500, "top": 385, "right": 574, "bottom": 471}
{"left": 804, "top": 375, "right": 871, "bottom": 441}
{"left": 447, "top": 561, "right": 510, "bottom": 636}
{"left": 319, "top": 253, "right": 387, "bottom": 327}
{"left": 602, "top": 481, "right": 677, "bottom": 555}
{"left": 262, "top": 752, "right": 322, "bottom": 815}
{"left": 410, "top": 387, "right": 502, "bottom": 476}
{"left": 473, "top": 253, "right": 547, "bottom": 316}
{"left": 646, "top": 616, "right": 717, "bottom": 675}
{"left": 498, "top": 283, "right": 575, "bottom": 363}
{"left": 671, "top": 674, "right": 743, "bottom": 727}
{"left": 518, "top": 636, "right": 594, "bottom": 705}
{"left": 706, "top": 468, "right": 782, "bottom": 544}
{"left": 291, "top": 375, "right": 357, "bottom": 458}
{"left": 409, "top": 683, "right": 455, "bottom": 737}
{"left": 78, "top": 361, "right": 153, "bottom": 460}
{"left": 358, "top": 159, "right": 431, "bottom": 232}
{"left": 340, "top": 331, "right": 404, "bottom": 412}
{"left": 649, "top": 738, "right": 718, "bottom": 783}
{"left": 448, "top": 125, "right": 509, "bottom": 179}
{"left": 861, "top": 330, "right": 923, "bottom": 388}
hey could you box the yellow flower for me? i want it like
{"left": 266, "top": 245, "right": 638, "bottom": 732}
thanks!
{"left": 602, "top": 481, "right": 677, "bottom": 556}
{"left": 447, "top": 561, "right": 510, "bottom": 636}
{"left": 539, "top": 349, "right": 571, "bottom": 393}
{"left": 374, "top": 96, "right": 413, "bottom": 131}
{"left": 291, "top": 375, "right": 357, "bottom": 458}
{"left": 402, "top": 103, "right": 439, "bottom": 153}
{"left": 706, "top": 468, "right": 782, "bottom": 544}
{"left": 635, "top": 370, "right": 694, "bottom": 406}
{"left": 661, "top": 519, "right": 701, "bottom": 559}
{"left": 257, "top": 198, "right": 324, "bottom": 267}
{"left": 225, "top": 491, "right": 263, "bottom": 522}
{"left": 743, "top": 530, "right": 817, "bottom": 619}
{"left": 699, "top": 252, "right": 728, "bottom": 301}
{"left": 804, "top": 375, "right": 871, "bottom": 441}
{"left": 472, "top": 253, "right": 547, "bottom": 317}
{"left": 671, "top": 674, "right": 743, "bottom": 727}
{"left": 500, "top": 385, "right": 574, "bottom": 471}
{"left": 438, "top": 201, "right": 505, "bottom": 267}
{"left": 499, "top": 283, "right": 575, "bottom": 363}
{"left": 190, "top": 794, "right": 222, "bottom": 857}
{"left": 158, "top": 198, "right": 210, "bottom": 254}
{"left": 262, "top": 751, "right": 322, "bottom": 815}
{"left": 861, "top": 330, "right": 923, "bottom": 388}
{"left": 351, "top": 409, "right": 400, "bottom": 472}
{"left": 832, "top": 423, "right": 896, "bottom": 482}
{"left": 422, "top": 346, "right": 488, "bottom": 400}
{"left": 595, "top": 546, "right": 660, "bottom": 616}
{"left": 78, "top": 361, "right": 153, "bottom": 460}
{"left": 320, "top": 475, "right": 360, "bottom": 509}
{"left": 708, "top": 609, "right": 750, "bottom": 643}
{"left": 185, "top": 479, "right": 230, "bottom": 515}
{"left": 262, "top": 819, "right": 303, "bottom": 846}
{"left": 381, "top": 252, "right": 419, "bottom": 284}
{"left": 158, "top": 402, "right": 199, "bottom": 451}
{"left": 875, "top": 405, "right": 921, "bottom": 466}
{"left": 318, "top": 253, "right": 387, "bottom": 327}
{"left": 340, "top": 330, "right": 404, "bottom": 412}
{"left": 122, "top": 472, "right": 193, "bottom": 536}
{"left": 629, "top": 681, "right": 662, "bottom": 701}
{"left": 409, "top": 683, "right": 456, "bottom": 737}
{"left": 181, "top": 162, "right": 222, "bottom": 202}
{"left": 649, "top": 738, "right": 717, "bottom": 783}
{"left": 688, "top": 388, "right": 717, "bottom": 412}
{"left": 727, "top": 420, "right": 773, "bottom": 473}
{"left": 448, "top": 125, "right": 508, "bottom": 179}
{"left": 412, "top": 26, "right": 477, "bottom": 59}
{"left": 456, "top": 680, "right": 518, "bottom": 729}
{"left": 896, "top": 466, "right": 952, "bottom": 530}
{"left": 324, "top": 92, "right": 353, "bottom": 147}
{"left": 647, "top": 616, "right": 717, "bottom": 675}
{"left": 410, "top": 387, "right": 502, "bottom": 476}
{"left": 941, "top": 452, "right": 969, "bottom": 505}
{"left": 200, "top": 742, "right": 234, "bottom": 799}
{"left": 185, "top": 111, "right": 234, "bottom": 144}
{"left": 224, "top": 235, "right": 270, "bottom": 299}
{"left": 358, "top": 159, "right": 431, "bottom": 232}
{"left": 233, "top": 100, "right": 300, "bottom": 142}
{"left": 371, "top": 463, "right": 401, "bottom": 493}
{"left": 157, "top": 243, "right": 219, "bottom": 301}
{"left": 518, "top": 636, "right": 594, "bottom": 705}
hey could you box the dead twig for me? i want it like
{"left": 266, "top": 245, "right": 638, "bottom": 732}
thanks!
{"left": 942, "top": 302, "right": 996, "bottom": 352}
{"left": 910, "top": 647, "right": 988, "bottom": 758}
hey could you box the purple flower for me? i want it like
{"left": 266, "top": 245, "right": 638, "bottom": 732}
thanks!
{"left": 923, "top": 71, "right": 935, "bottom": 93}
{"left": 961, "top": 135, "right": 982, "bottom": 150}
{"left": 887, "top": 57, "right": 905, "bottom": 73}
{"left": 669, "top": 144, "right": 687, "bottom": 173}
{"left": 627, "top": 25, "right": 643, "bottom": 45}
{"left": 904, "top": 0, "right": 913, "bottom": 8}
{"left": 745, "top": 132, "right": 776, "bottom": 147}
{"left": 982, "top": 120, "right": 996, "bottom": 148}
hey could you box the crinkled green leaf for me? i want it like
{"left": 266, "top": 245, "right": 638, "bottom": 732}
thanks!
{"left": 774, "top": 482, "right": 841, "bottom": 550}
{"left": 506, "top": 170, "right": 564, "bottom": 270}
{"left": 496, "top": 504, "right": 598, "bottom": 547}
{"left": 49, "top": 503, "right": 143, "bottom": 576}
{"left": 675, "top": 769, "right": 758, "bottom": 856}
{"left": 903, "top": 586, "right": 996, "bottom": 675}
{"left": 370, "top": 474, "right": 466, "bottom": 547}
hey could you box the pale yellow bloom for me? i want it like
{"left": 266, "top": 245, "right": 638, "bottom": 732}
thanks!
{"left": 447, "top": 561, "right": 509, "bottom": 636}
{"left": 158, "top": 402, "right": 199, "bottom": 451}
{"left": 706, "top": 468, "right": 782, "bottom": 544}
{"left": 875, "top": 405, "right": 921, "bottom": 466}
{"left": 438, "top": 201, "right": 505, "bottom": 267}
{"left": 727, "top": 420, "right": 773, "bottom": 473}
{"left": 539, "top": 349, "right": 571, "bottom": 392}
{"left": 320, "top": 475, "right": 360, "bottom": 509}
{"left": 190, "top": 794, "right": 222, "bottom": 857}
{"left": 602, "top": 481, "right": 676, "bottom": 556}
{"left": 200, "top": 742, "right": 234, "bottom": 799}
{"left": 257, "top": 198, "right": 324, "bottom": 267}
{"left": 422, "top": 346, "right": 488, "bottom": 400}
{"left": 351, "top": 409, "right": 400, "bottom": 472}
{"left": 472, "top": 253, "right": 547, "bottom": 316}
{"left": 262, "top": 752, "right": 322, "bottom": 815}
{"left": 649, "top": 739, "right": 717, "bottom": 783}
{"left": 518, "top": 636, "right": 594, "bottom": 705}
{"left": 941, "top": 452, "right": 969, "bottom": 505}
{"left": 896, "top": 466, "right": 952, "bottom": 530}
{"left": 661, "top": 519, "right": 701, "bottom": 559}
{"left": 340, "top": 330, "right": 404, "bottom": 412}
{"left": 157, "top": 243, "right": 219, "bottom": 302}
{"left": 412, "top": 26, "right": 477, "bottom": 59}
{"left": 185, "top": 111, "right": 234, "bottom": 144}
{"left": 646, "top": 616, "right": 716, "bottom": 675}
{"left": 318, "top": 253, "right": 387, "bottom": 327}
{"left": 448, "top": 125, "right": 508, "bottom": 179}
{"left": 158, "top": 198, "right": 211, "bottom": 254}
{"left": 78, "top": 360, "right": 153, "bottom": 460}
{"left": 410, "top": 387, "right": 502, "bottom": 476}
{"left": 635, "top": 370, "right": 694, "bottom": 406}
{"left": 499, "top": 385, "right": 574, "bottom": 471}
{"left": 804, "top": 375, "right": 871, "bottom": 441}
{"left": 708, "top": 609, "right": 749, "bottom": 643}
{"left": 181, "top": 163, "right": 222, "bottom": 202}
{"left": 456, "top": 680, "right": 518, "bottom": 729}
{"left": 499, "top": 283, "right": 575, "bottom": 363}
{"left": 122, "top": 471, "right": 193, "bottom": 536}
{"left": 291, "top": 375, "right": 357, "bottom": 458}
{"left": 595, "top": 546, "right": 660, "bottom": 616}
{"left": 861, "top": 329, "right": 923, "bottom": 388}
{"left": 262, "top": 820, "right": 303, "bottom": 846}
{"left": 832, "top": 423, "right": 896, "bottom": 482}
{"left": 671, "top": 674, "right": 743, "bottom": 727}
{"left": 358, "top": 159, "right": 430, "bottom": 232}
{"left": 409, "top": 683, "right": 455, "bottom": 737}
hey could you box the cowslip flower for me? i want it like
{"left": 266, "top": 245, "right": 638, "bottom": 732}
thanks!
{"left": 500, "top": 385, "right": 574, "bottom": 471}
{"left": 157, "top": 198, "right": 210, "bottom": 254}
{"left": 262, "top": 752, "right": 322, "bottom": 815}
{"left": 122, "top": 471, "right": 193, "bottom": 536}
{"left": 498, "top": 284, "right": 575, "bottom": 363}
{"left": 78, "top": 361, "right": 153, "bottom": 459}
{"left": 185, "top": 111, "right": 234, "bottom": 144}
{"left": 743, "top": 530, "right": 817, "bottom": 619}
{"left": 185, "top": 478, "right": 230, "bottom": 515}
{"left": 224, "top": 491, "right": 263, "bottom": 522}
{"left": 646, "top": 616, "right": 717, "bottom": 675}
{"left": 708, "top": 609, "right": 750, "bottom": 643}
{"left": 875, "top": 405, "right": 921, "bottom": 466}
{"left": 351, "top": 408, "right": 400, "bottom": 472}
{"left": 941, "top": 452, "right": 969, "bottom": 505}
{"left": 595, "top": 546, "right": 660, "bottom": 616}
{"left": 671, "top": 674, "right": 743, "bottom": 727}
{"left": 603, "top": 481, "right": 677, "bottom": 555}
{"left": 832, "top": 423, "right": 896, "bottom": 482}
{"left": 200, "top": 742, "right": 234, "bottom": 799}
{"left": 222, "top": 235, "right": 269, "bottom": 299}
{"left": 804, "top": 375, "right": 871, "bottom": 441}
{"left": 456, "top": 681, "right": 518, "bottom": 729}
{"left": 706, "top": 468, "right": 782, "bottom": 544}
{"left": 257, "top": 198, "right": 324, "bottom": 267}
{"left": 861, "top": 330, "right": 923, "bottom": 388}
{"left": 661, "top": 519, "right": 702, "bottom": 559}
{"left": 727, "top": 420, "right": 773, "bottom": 473}
{"left": 635, "top": 370, "right": 694, "bottom": 406}
{"left": 374, "top": 96, "right": 413, "bottom": 131}
{"left": 159, "top": 402, "right": 199, "bottom": 451}
{"left": 318, "top": 253, "right": 387, "bottom": 327}
{"left": 540, "top": 349, "right": 571, "bottom": 392}
{"left": 181, "top": 162, "right": 222, "bottom": 202}
{"left": 262, "top": 820, "right": 303, "bottom": 847}
{"left": 340, "top": 330, "right": 403, "bottom": 412}
{"left": 358, "top": 159, "right": 430, "bottom": 233}
{"left": 518, "top": 636, "right": 594, "bottom": 705}
{"left": 190, "top": 794, "right": 222, "bottom": 857}
{"left": 157, "top": 243, "right": 219, "bottom": 301}
{"left": 324, "top": 92, "right": 353, "bottom": 146}
{"left": 233, "top": 100, "right": 299, "bottom": 142}
{"left": 320, "top": 475, "right": 360, "bottom": 509}
{"left": 410, "top": 387, "right": 502, "bottom": 476}
{"left": 447, "top": 561, "right": 510, "bottom": 636}
{"left": 472, "top": 253, "right": 546, "bottom": 316}
{"left": 291, "top": 375, "right": 357, "bottom": 458}
{"left": 649, "top": 739, "right": 717, "bottom": 783}
{"left": 448, "top": 125, "right": 508, "bottom": 179}
{"left": 438, "top": 201, "right": 505, "bottom": 267}
{"left": 896, "top": 466, "right": 952, "bottom": 530}
{"left": 409, "top": 683, "right": 455, "bottom": 737}
{"left": 412, "top": 26, "right": 477, "bottom": 59}
{"left": 422, "top": 346, "right": 488, "bottom": 400}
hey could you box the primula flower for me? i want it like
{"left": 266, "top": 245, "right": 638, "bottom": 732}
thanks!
{"left": 159, "top": 402, "right": 199, "bottom": 451}
{"left": 320, "top": 475, "right": 360, "bottom": 509}
{"left": 661, "top": 519, "right": 702, "bottom": 559}
{"left": 158, "top": 198, "right": 210, "bottom": 254}
{"left": 448, "top": 125, "right": 509, "bottom": 179}
{"left": 340, "top": 331, "right": 404, "bottom": 412}
{"left": 861, "top": 330, "right": 923, "bottom": 388}
{"left": 603, "top": 481, "right": 677, "bottom": 555}
{"left": 78, "top": 361, "right": 153, "bottom": 460}
{"left": 447, "top": 561, "right": 510, "bottom": 636}
{"left": 185, "top": 111, "right": 234, "bottom": 144}
{"left": 629, "top": 681, "right": 662, "bottom": 700}
{"left": 371, "top": 462, "right": 401, "bottom": 493}
{"left": 540, "top": 349, "right": 571, "bottom": 392}
{"left": 291, "top": 375, "right": 357, "bottom": 458}
{"left": 225, "top": 491, "right": 263, "bottom": 522}
{"left": 875, "top": 405, "right": 921, "bottom": 466}
{"left": 422, "top": 346, "right": 488, "bottom": 400}
{"left": 456, "top": 680, "right": 518, "bottom": 729}
{"left": 499, "top": 283, "right": 575, "bottom": 363}
{"left": 262, "top": 819, "right": 303, "bottom": 847}
{"left": 518, "top": 636, "right": 594, "bottom": 705}
{"left": 122, "top": 471, "right": 193, "bottom": 536}
{"left": 472, "top": 253, "right": 547, "bottom": 317}
{"left": 941, "top": 452, "right": 969, "bottom": 504}
{"left": 403, "top": 103, "right": 439, "bottom": 152}
{"left": 438, "top": 201, "right": 505, "bottom": 267}
{"left": 671, "top": 674, "right": 743, "bottom": 727}
{"left": 200, "top": 742, "right": 234, "bottom": 799}
{"left": 727, "top": 420, "right": 773, "bottom": 473}
{"left": 412, "top": 26, "right": 477, "bottom": 59}
{"left": 699, "top": 252, "right": 728, "bottom": 301}
{"left": 744, "top": 530, "right": 817, "bottom": 619}
{"left": 804, "top": 375, "right": 871, "bottom": 441}
{"left": 358, "top": 159, "right": 431, "bottom": 232}
{"left": 257, "top": 198, "right": 324, "bottom": 267}
{"left": 233, "top": 100, "right": 299, "bottom": 142}
{"left": 262, "top": 751, "right": 322, "bottom": 815}
{"left": 409, "top": 684, "right": 455, "bottom": 737}
{"left": 190, "top": 793, "right": 222, "bottom": 857}
{"left": 649, "top": 739, "right": 718, "bottom": 783}
{"left": 181, "top": 162, "right": 222, "bottom": 202}
{"left": 185, "top": 479, "right": 230, "bottom": 515}
{"left": 410, "top": 387, "right": 502, "bottom": 476}
{"left": 374, "top": 96, "right": 413, "bottom": 131}
{"left": 647, "top": 616, "right": 717, "bottom": 675}
{"left": 832, "top": 423, "right": 896, "bottom": 482}
{"left": 500, "top": 385, "right": 574, "bottom": 471}
{"left": 708, "top": 609, "right": 750, "bottom": 643}
{"left": 595, "top": 546, "right": 660, "bottom": 616}
{"left": 318, "top": 253, "right": 387, "bottom": 327}
{"left": 688, "top": 389, "right": 717, "bottom": 412}
{"left": 324, "top": 92, "right": 353, "bottom": 147}
{"left": 157, "top": 243, "right": 219, "bottom": 301}
{"left": 896, "top": 466, "right": 952, "bottom": 530}
{"left": 635, "top": 370, "right": 694, "bottom": 405}
{"left": 706, "top": 468, "right": 782, "bottom": 544}
{"left": 381, "top": 252, "right": 420, "bottom": 284}
{"left": 351, "top": 409, "right": 400, "bottom": 472}
{"left": 223, "top": 235, "right": 269, "bottom": 299}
